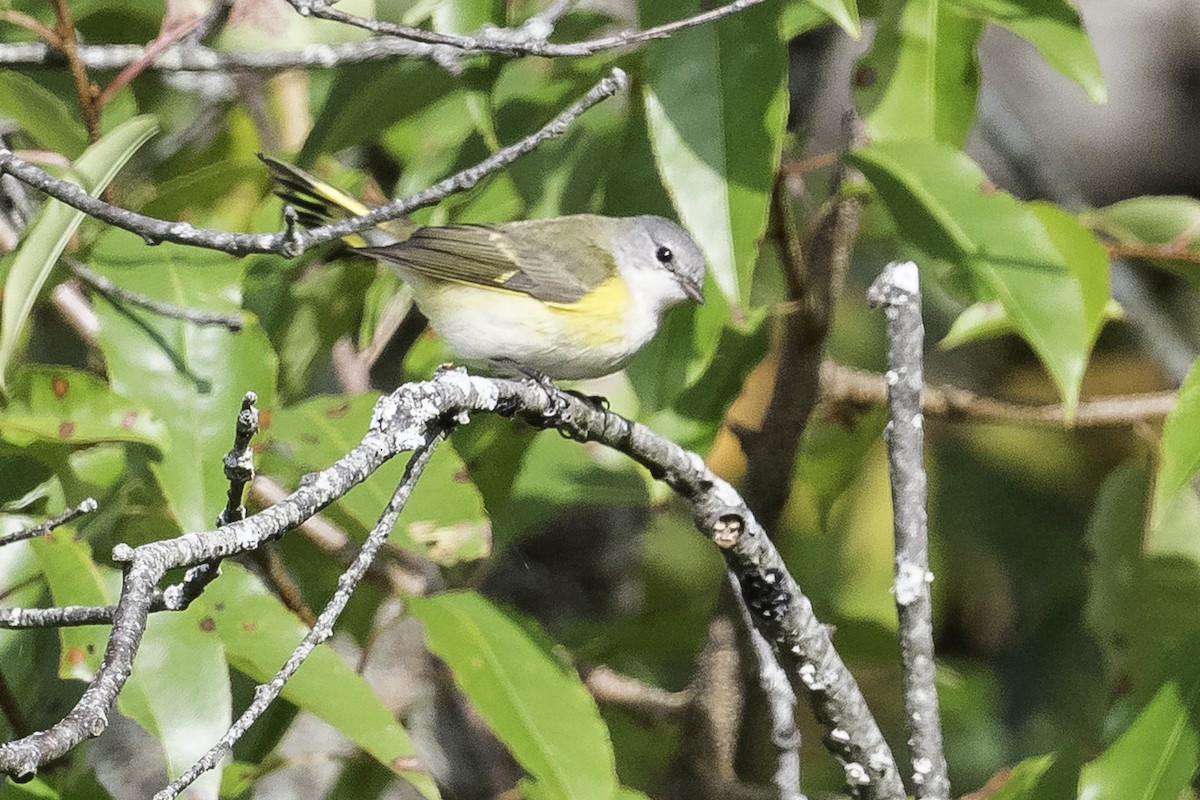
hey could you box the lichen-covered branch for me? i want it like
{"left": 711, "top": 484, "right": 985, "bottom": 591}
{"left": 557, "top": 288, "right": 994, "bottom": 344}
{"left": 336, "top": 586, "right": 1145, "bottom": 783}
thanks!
{"left": 285, "top": 0, "right": 764, "bottom": 57}
{"left": 0, "top": 370, "right": 903, "bottom": 798}
{"left": 868, "top": 262, "right": 949, "bottom": 799}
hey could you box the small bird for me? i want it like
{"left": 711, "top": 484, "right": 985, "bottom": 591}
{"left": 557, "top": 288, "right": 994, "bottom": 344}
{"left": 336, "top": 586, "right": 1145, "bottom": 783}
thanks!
{"left": 262, "top": 156, "right": 706, "bottom": 381}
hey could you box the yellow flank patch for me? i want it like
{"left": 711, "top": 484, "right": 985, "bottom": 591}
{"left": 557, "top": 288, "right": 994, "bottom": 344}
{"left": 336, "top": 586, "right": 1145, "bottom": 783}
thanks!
{"left": 546, "top": 276, "right": 631, "bottom": 347}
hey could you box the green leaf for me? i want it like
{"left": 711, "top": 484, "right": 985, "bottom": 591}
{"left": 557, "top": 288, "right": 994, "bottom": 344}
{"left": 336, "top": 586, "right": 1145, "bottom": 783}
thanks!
{"left": 119, "top": 603, "right": 230, "bottom": 800}
{"left": 803, "top": 0, "right": 862, "bottom": 37}
{"left": 847, "top": 139, "right": 1111, "bottom": 415}
{"left": 90, "top": 229, "right": 276, "bottom": 533}
{"left": 642, "top": 0, "right": 789, "bottom": 306}
{"left": 0, "top": 367, "right": 167, "bottom": 449}
{"left": 28, "top": 527, "right": 112, "bottom": 681}
{"left": 1150, "top": 357, "right": 1200, "bottom": 542}
{"left": 298, "top": 61, "right": 457, "bottom": 167}
{"left": 947, "top": 0, "right": 1105, "bottom": 102}
{"left": 197, "top": 564, "right": 440, "bottom": 798}
{"left": 409, "top": 591, "right": 617, "bottom": 800}
{"left": 1079, "top": 650, "right": 1200, "bottom": 800}
{"left": 0, "top": 115, "right": 158, "bottom": 392}
{"left": 987, "top": 751, "right": 1081, "bottom": 800}
{"left": 857, "top": 0, "right": 984, "bottom": 146}
{"left": 0, "top": 71, "right": 88, "bottom": 158}
{"left": 259, "top": 393, "right": 490, "bottom": 564}
{"left": 0, "top": 776, "right": 62, "bottom": 799}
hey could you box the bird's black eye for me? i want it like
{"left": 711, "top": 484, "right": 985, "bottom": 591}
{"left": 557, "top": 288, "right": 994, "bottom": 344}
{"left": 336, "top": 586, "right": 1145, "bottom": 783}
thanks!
{"left": 655, "top": 246, "right": 673, "bottom": 264}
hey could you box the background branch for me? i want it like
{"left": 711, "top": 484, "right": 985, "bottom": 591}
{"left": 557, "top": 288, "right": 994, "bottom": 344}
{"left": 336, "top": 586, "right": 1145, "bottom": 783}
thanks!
{"left": 0, "top": 68, "right": 627, "bottom": 257}
{"left": 820, "top": 362, "right": 1176, "bottom": 427}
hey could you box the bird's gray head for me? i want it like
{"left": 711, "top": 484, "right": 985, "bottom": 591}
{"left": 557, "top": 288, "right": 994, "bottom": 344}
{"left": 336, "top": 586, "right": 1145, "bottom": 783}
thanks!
{"left": 616, "top": 215, "right": 706, "bottom": 308}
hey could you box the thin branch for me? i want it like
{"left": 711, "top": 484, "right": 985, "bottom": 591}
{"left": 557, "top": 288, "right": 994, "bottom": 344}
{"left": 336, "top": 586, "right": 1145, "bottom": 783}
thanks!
{"left": 154, "top": 432, "right": 444, "bottom": 799}
{"left": 218, "top": 391, "right": 260, "bottom": 527}
{"left": 0, "top": 37, "right": 461, "bottom": 73}
{"left": 49, "top": 0, "right": 102, "bottom": 143}
{"left": 820, "top": 361, "right": 1177, "bottom": 427}
{"left": 0, "top": 372, "right": 903, "bottom": 798}
{"left": 96, "top": 16, "right": 205, "bottom": 107}
{"left": 731, "top": 574, "right": 804, "bottom": 800}
{"left": 285, "top": 0, "right": 764, "bottom": 57}
{"left": 0, "top": 498, "right": 97, "bottom": 549}
{"left": 68, "top": 260, "right": 244, "bottom": 331}
{"left": 868, "top": 261, "right": 949, "bottom": 799}
{"left": 0, "top": 68, "right": 627, "bottom": 257}
{"left": 583, "top": 665, "right": 690, "bottom": 723}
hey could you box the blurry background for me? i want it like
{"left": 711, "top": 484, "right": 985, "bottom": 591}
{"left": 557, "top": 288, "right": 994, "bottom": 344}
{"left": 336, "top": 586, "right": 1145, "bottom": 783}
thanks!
{"left": 1, "top": 0, "right": 1199, "bottom": 798}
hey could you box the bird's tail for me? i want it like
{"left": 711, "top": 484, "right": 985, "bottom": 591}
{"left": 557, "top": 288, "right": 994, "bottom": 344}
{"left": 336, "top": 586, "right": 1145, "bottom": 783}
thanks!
{"left": 259, "top": 154, "right": 411, "bottom": 247}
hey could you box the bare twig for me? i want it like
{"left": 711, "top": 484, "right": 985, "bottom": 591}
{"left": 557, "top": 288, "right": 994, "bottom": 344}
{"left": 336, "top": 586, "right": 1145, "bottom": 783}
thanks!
{"left": 0, "top": 372, "right": 903, "bottom": 798}
{"left": 0, "top": 68, "right": 627, "bottom": 257}
{"left": 0, "top": 37, "right": 461, "bottom": 73}
{"left": 249, "top": 476, "right": 439, "bottom": 597}
{"left": 68, "top": 260, "right": 244, "bottom": 331}
{"left": 0, "top": 498, "right": 97, "bottom": 549}
{"left": 285, "top": 0, "right": 764, "bottom": 57}
{"left": 583, "top": 665, "right": 690, "bottom": 723}
{"left": 154, "top": 432, "right": 444, "bottom": 799}
{"left": 868, "top": 262, "right": 949, "bottom": 799}
{"left": 820, "top": 361, "right": 1177, "bottom": 427}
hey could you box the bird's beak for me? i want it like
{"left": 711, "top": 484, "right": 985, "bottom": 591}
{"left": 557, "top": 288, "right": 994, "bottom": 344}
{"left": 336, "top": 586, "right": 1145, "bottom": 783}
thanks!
{"left": 682, "top": 276, "right": 705, "bottom": 305}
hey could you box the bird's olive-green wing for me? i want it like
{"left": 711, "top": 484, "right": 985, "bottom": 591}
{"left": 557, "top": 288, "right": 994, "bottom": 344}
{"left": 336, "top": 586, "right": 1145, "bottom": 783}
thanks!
{"left": 356, "top": 218, "right": 618, "bottom": 304}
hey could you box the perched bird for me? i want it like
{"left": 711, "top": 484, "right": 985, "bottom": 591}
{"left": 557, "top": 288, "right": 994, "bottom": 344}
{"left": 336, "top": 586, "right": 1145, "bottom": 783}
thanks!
{"left": 262, "top": 156, "right": 706, "bottom": 381}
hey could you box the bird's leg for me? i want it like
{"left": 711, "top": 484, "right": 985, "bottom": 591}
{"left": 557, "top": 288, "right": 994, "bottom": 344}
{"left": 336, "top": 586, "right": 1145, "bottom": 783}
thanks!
{"left": 492, "top": 359, "right": 573, "bottom": 421}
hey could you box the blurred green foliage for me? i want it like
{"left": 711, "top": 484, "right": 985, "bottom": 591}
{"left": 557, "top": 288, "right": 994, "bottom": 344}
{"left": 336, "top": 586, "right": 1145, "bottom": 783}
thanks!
{"left": 2, "top": 0, "right": 1199, "bottom": 799}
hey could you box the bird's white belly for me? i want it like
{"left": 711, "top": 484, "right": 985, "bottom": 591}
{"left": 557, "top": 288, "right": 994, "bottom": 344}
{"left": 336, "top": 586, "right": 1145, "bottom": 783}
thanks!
{"left": 409, "top": 276, "right": 659, "bottom": 380}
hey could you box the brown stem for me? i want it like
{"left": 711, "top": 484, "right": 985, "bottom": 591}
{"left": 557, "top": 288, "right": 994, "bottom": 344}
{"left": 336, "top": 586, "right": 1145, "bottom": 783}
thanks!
{"left": 50, "top": 0, "right": 102, "bottom": 144}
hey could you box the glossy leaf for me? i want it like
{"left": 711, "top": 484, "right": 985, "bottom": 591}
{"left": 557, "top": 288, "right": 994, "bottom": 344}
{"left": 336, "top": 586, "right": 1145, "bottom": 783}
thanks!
{"left": 259, "top": 393, "right": 490, "bottom": 564}
{"left": 947, "top": 0, "right": 1105, "bottom": 102}
{"left": 0, "top": 367, "right": 167, "bottom": 449}
{"left": 0, "top": 115, "right": 159, "bottom": 392}
{"left": 1078, "top": 654, "right": 1200, "bottom": 800}
{"left": 1084, "top": 465, "right": 1200, "bottom": 698}
{"left": 642, "top": 0, "right": 789, "bottom": 305}
{"left": 847, "top": 139, "right": 1110, "bottom": 415}
{"left": 28, "top": 528, "right": 112, "bottom": 681}
{"left": 90, "top": 229, "right": 275, "bottom": 533}
{"left": 857, "top": 0, "right": 984, "bottom": 146}
{"left": 193, "top": 564, "right": 440, "bottom": 799}
{"left": 0, "top": 71, "right": 88, "bottom": 158}
{"left": 119, "top": 603, "right": 230, "bottom": 800}
{"left": 410, "top": 591, "right": 617, "bottom": 800}
{"left": 1149, "top": 357, "right": 1200, "bottom": 541}
{"left": 803, "top": 0, "right": 861, "bottom": 37}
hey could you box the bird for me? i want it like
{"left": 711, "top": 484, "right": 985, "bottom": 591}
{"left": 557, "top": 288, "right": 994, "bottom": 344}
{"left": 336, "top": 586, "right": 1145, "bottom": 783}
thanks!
{"left": 261, "top": 155, "right": 706, "bottom": 382}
